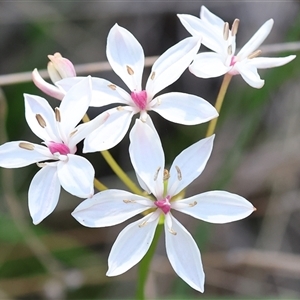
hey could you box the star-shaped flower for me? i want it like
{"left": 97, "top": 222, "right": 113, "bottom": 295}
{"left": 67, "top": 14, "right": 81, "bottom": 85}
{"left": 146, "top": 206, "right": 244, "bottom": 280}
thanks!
{"left": 0, "top": 77, "right": 108, "bottom": 224}
{"left": 57, "top": 24, "right": 218, "bottom": 152}
{"left": 72, "top": 119, "right": 255, "bottom": 292}
{"left": 178, "top": 6, "right": 296, "bottom": 88}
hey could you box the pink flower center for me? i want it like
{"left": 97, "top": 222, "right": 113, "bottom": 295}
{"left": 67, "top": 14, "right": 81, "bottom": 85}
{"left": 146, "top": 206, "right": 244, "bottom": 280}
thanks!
{"left": 154, "top": 195, "right": 171, "bottom": 214}
{"left": 230, "top": 55, "right": 238, "bottom": 66}
{"left": 48, "top": 142, "right": 70, "bottom": 155}
{"left": 130, "top": 90, "right": 148, "bottom": 110}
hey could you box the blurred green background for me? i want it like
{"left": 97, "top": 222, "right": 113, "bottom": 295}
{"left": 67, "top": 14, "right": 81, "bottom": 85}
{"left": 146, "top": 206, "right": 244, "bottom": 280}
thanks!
{"left": 1, "top": 1, "right": 300, "bottom": 299}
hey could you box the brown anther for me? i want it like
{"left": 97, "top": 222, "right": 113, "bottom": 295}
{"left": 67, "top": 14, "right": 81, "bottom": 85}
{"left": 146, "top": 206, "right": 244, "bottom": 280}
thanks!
{"left": 126, "top": 65, "right": 134, "bottom": 75}
{"left": 19, "top": 142, "right": 34, "bottom": 150}
{"left": 223, "top": 22, "right": 229, "bottom": 40}
{"left": 175, "top": 165, "right": 182, "bottom": 181}
{"left": 123, "top": 199, "right": 136, "bottom": 204}
{"left": 69, "top": 129, "right": 78, "bottom": 137}
{"left": 189, "top": 201, "right": 197, "bottom": 207}
{"left": 55, "top": 107, "right": 61, "bottom": 122}
{"left": 227, "top": 45, "right": 233, "bottom": 55}
{"left": 150, "top": 71, "right": 156, "bottom": 80}
{"left": 108, "top": 84, "right": 117, "bottom": 90}
{"left": 247, "top": 49, "right": 262, "bottom": 59}
{"left": 36, "top": 114, "right": 46, "bottom": 128}
{"left": 138, "top": 220, "right": 147, "bottom": 228}
{"left": 154, "top": 167, "right": 161, "bottom": 181}
{"left": 163, "top": 169, "right": 170, "bottom": 181}
{"left": 168, "top": 228, "right": 177, "bottom": 235}
{"left": 231, "top": 19, "right": 240, "bottom": 36}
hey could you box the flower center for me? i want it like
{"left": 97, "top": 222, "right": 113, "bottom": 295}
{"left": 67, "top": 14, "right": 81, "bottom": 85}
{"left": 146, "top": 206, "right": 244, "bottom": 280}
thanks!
{"left": 48, "top": 141, "right": 70, "bottom": 155}
{"left": 131, "top": 90, "right": 148, "bottom": 110}
{"left": 154, "top": 195, "right": 171, "bottom": 214}
{"left": 230, "top": 55, "right": 238, "bottom": 66}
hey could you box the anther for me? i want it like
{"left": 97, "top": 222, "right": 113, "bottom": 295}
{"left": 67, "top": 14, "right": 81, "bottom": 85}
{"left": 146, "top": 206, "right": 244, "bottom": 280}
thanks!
{"left": 138, "top": 220, "right": 147, "bottom": 228}
{"left": 168, "top": 228, "right": 177, "bottom": 235}
{"left": 227, "top": 45, "right": 233, "bottom": 55}
{"left": 247, "top": 49, "right": 262, "bottom": 59}
{"left": 189, "top": 201, "right": 197, "bottom": 207}
{"left": 163, "top": 169, "right": 170, "bottom": 181}
{"left": 175, "top": 166, "right": 182, "bottom": 181}
{"left": 150, "top": 71, "right": 155, "bottom": 80}
{"left": 123, "top": 199, "right": 136, "bottom": 204}
{"left": 231, "top": 19, "right": 240, "bottom": 36}
{"left": 126, "top": 65, "right": 134, "bottom": 75}
{"left": 108, "top": 84, "right": 117, "bottom": 90}
{"left": 69, "top": 129, "right": 78, "bottom": 137}
{"left": 37, "top": 162, "right": 47, "bottom": 167}
{"left": 154, "top": 167, "right": 161, "bottom": 181}
{"left": 19, "top": 142, "right": 34, "bottom": 150}
{"left": 117, "top": 106, "right": 124, "bottom": 111}
{"left": 223, "top": 22, "right": 229, "bottom": 40}
{"left": 55, "top": 107, "right": 61, "bottom": 122}
{"left": 36, "top": 114, "right": 46, "bottom": 128}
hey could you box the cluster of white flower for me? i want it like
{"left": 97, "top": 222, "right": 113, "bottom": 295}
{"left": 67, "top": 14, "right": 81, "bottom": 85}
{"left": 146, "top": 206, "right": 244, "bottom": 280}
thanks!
{"left": 0, "top": 6, "right": 295, "bottom": 293}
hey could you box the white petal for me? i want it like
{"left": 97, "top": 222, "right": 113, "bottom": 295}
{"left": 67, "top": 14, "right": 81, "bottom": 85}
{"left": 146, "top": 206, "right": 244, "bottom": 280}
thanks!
{"left": 32, "top": 69, "right": 65, "bottom": 100}
{"left": 24, "top": 94, "right": 60, "bottom": 142}
{"left": 249, "top": 55, "right": 296, "bottom": 69}
{"left": 172, "top": 191, "right": 255, "bottom": 224}
{"left": 200, "top": 5, "right": 224, "bottom": 30}
{"left": 107, "top": 212, "right": 159, "bottom": 276}
{"left": 168, "top": 135, "right": 215, "bottom": 197}
{"left": 72, "top": 189, "right": 154, "bottom": 227}
{"left": 146, "top": 37, "right": 200, "bottom": 98}
{"left": 83, "top": 107, "right": 133, "bottom": 152}
{"left": 189, "top": 52, "right": 230, "bottom": 78}
{"left": 107, "top": 24, "right": 144, "bottom": 91}
{"left": 59, "top": 76, "right": 92, "bottom": 141}
{"left": 234, "top": 62, "right": 264, "bottom": 88}
{"left": 57, "top": 154, "right": 94, "bottom": 198}
{"left": 69, "top": 110, "right": 109, "bottom": 150}
{"left": 177, "top": 14, "right": 223, "bottom": 54}
{"left": 151, "top": 92, "right": 218, "bottom": 125}
{"left": 28, "top": 165, "right": 61, "bottom": 224}
{"left": 237, "top": 19, "right": 274, "bottom": 59}
{"left": 129, "top": 119, "right": 164, "bottom": 198}
{"left": 0, "top": 141, "right": 52, "bottom": 168}
{"left": 165, "top": 214, "right": 204, "bottom": 292}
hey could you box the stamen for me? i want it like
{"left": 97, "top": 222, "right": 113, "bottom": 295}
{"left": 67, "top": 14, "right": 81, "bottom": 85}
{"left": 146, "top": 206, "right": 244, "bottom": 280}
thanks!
{"left": 138, "top": 220, "right": 147, "bottom": 228}
{"left": 117, "top": 106, "right": 124, "bottom": 111}
{"left": 168, "top": 228, "right": 177, "bottom": 235}
{"left": 55, "top": 107, "right": 61, "bottom": 122}
{"left": 150, "top": 71, "right": 155, "bottom": 80}
{"left": 231, "top": 19, "right": 240, "bottom": 36}
{"left": 19, "top": 142, "right": 34, "bottom": 150}
{"left": 126, "top": 65, "right": 134, "bottom": 75}
{"left": 108, "top": 84, "right": 117, "bottom": 90}
{"left": 223, "top": 22, "right": 229, "bottom": 40}
{"left": 36, "top": 114, "right": 46, "bottom": 128}
{"left": 69, "top": 129, "right": 78, "bottom": 137}
{"left": 123, "top": 199, "right": 136, "bottom": 204}
{"left": 175, "top": 166, "right": 182, "bottom": 181}
{"left": 163, "top": 169, "right": 170, "bottom": 181}
{"left": 247, "top": 49, "right": 262, "bottom": 59}
{"left": 189, "top": 201, "right": 197, "bottom": 207}
{"left": 227, "top": 45, "right": 233, "bottom": 55}
{"left": 37, "top": 162, "right": 46, "bottom": 167}
{"left": 154, "top": 167, "right": 161, "bottom": 181}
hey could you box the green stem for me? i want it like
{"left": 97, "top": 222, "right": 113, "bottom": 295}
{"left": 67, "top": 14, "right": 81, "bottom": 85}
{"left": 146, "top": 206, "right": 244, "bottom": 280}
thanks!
{"left": 205, "top": 73, "right": 232, "bottom": 137}
{"left": 136, "top": 223, "right": 164, "bottom": 300}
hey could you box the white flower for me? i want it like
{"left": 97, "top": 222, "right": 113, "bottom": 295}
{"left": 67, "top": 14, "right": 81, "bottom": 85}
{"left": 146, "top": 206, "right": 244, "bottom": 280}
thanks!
{"left": 72, "top": 119, "right": 255, "bottom": 292}
{"left": 178, "top": 6, "right": 296, "bottom": 88}
{"left": 0, "top": 77, "right": 108, "bottom": 224}
{"left": 57, "top": 24, "right": 218, "bottom": 152}
{"left": 32, "top": 52, "right": 76, "bottom": 100}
